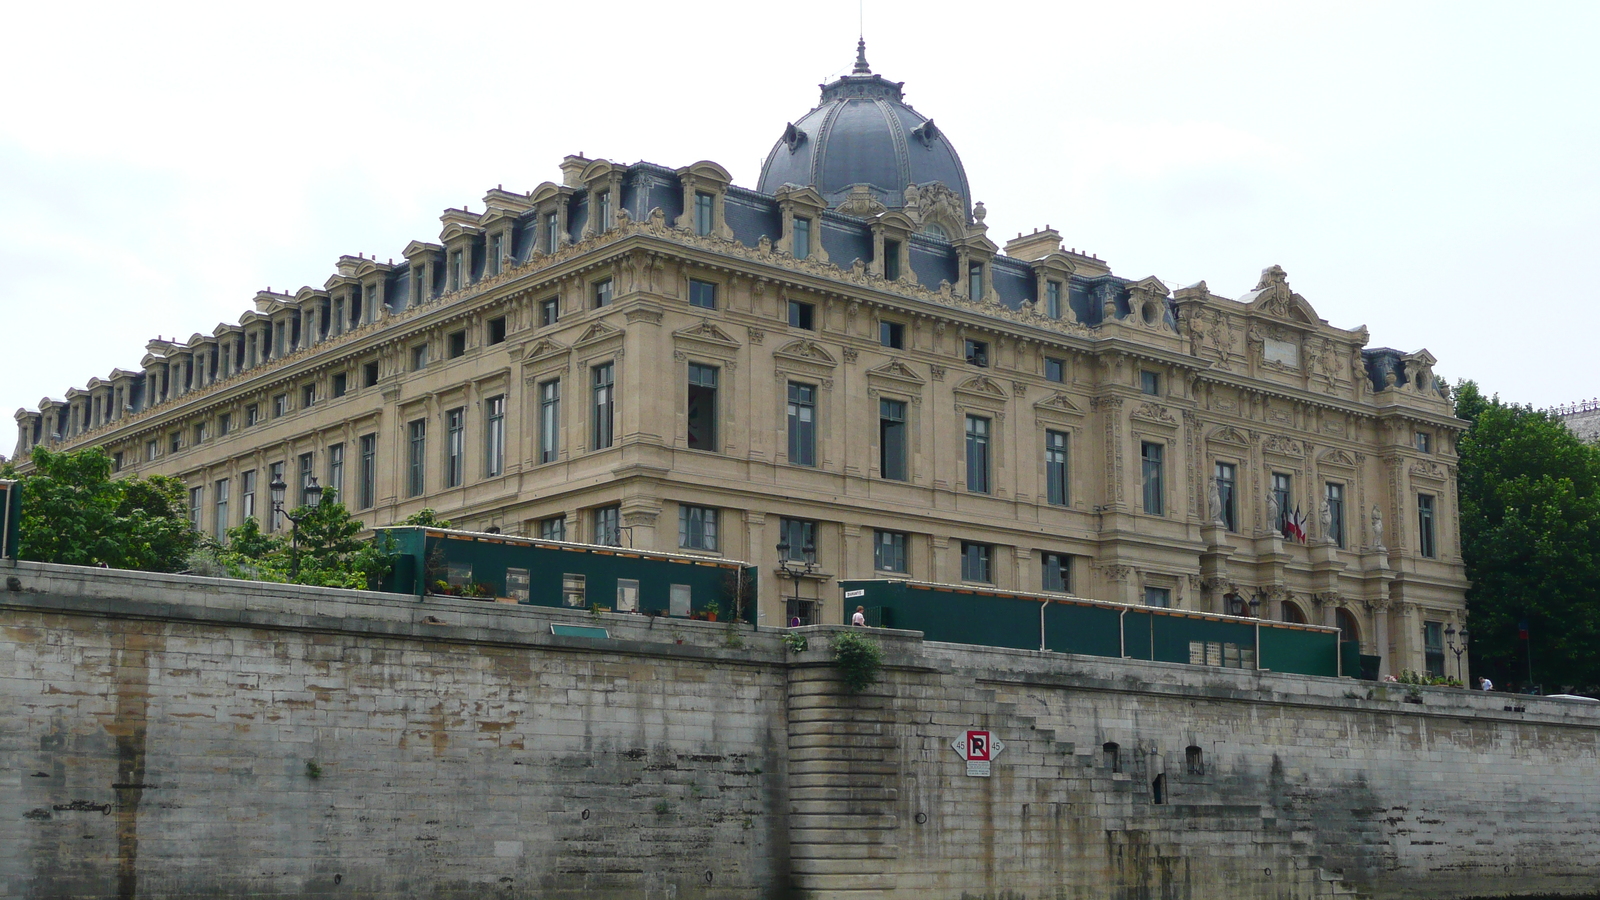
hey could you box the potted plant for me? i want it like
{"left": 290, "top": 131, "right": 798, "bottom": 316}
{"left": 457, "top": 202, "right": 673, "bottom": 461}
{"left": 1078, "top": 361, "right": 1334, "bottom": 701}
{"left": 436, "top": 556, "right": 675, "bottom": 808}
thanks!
{"left": 704, "top": 600, "right": 720, "bottom": 623}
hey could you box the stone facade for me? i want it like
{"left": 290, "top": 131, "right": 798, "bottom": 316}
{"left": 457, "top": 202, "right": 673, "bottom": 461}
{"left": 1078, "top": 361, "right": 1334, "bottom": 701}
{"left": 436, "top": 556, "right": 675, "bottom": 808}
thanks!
{"left": 8, "top": 56, "right": 1468, "bottom": 678}
{"left": 1555, "top": 398, "right": 1600, "bottom": 443}
{"left": 4, "top": 561, "right": 1597, "bottom": 899}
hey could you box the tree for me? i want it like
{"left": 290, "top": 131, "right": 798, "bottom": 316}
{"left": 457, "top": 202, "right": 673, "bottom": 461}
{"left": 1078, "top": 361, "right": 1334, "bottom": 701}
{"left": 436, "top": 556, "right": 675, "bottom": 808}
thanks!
{"left": 402, "top": 508, "right": 452, "bottom": 528}
{"left": 1456, "top": 381, "right": 1600, "bottom": 692}
{"left": 211, "top": 488, "right": 394, "bottom": 589}
{"left": 0, "top": 446, "right": 199, "bottom": 572}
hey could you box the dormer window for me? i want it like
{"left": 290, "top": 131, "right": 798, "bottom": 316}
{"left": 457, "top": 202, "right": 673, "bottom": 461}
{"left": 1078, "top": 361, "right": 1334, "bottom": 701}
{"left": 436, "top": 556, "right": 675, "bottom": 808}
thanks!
{"left": 793, "top": 217, "right": 812, "bottom": 259}
{"left": 965, "top": 339, "right": 988, "bottom": 367}
{"left": 694, "top": 192, "right": 714, "bottom": 236}
{"left": 883, "top": 239, "right": 901, "bottom": 280}
{"left": 1046, "top": 280, "right": 1062, "bottom": 318}
{"left": 546, "top": 212, "right": 559, "bottom": 253}
{"left": 488, "top": 233, "right": 503, "bottom": 276}
{"left": 450, "top": 250, "right": 463, "bottom": 290}
{"left": 968, "top": 263, "right": 984, "bottom": 301}
{"left": 595, "top": 191, "right": 611, "bottom": 233}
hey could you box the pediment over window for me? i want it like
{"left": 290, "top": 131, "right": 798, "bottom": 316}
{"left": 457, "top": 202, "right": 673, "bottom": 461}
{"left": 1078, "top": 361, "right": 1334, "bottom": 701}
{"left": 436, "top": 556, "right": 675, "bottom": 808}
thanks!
{"left": 774, "top": 339, "right": 837, "bottom": 367}
{"left": 574, "top": 322, "right": 622, "bottom": 349}
{"left": 1261, "top": 434, "right": 1306, "bottom": 457}
{"left": 1131, "top": 401, "right": 1177, "bottom": 426}
{"left": 1208, "top": 425, "right": 1251, "bottom": 447}
{"left": 522, "top": 338, "right": 569, "bottom": 364}
{"left": 1319, "top": 448, "right": 1358, "bottom": 468}
{"left": 673, "top": 320, "right": 741, "bottom": 350}
{"left": 1239, "top": 264, "right": 1323, "bottom": 327}
{"left": 865, "top": 360, "right": 925, "bottom": 388}
{"left": 1033, "top": 392, "right": 1086, "bottom": 417}
{"left": 953, "top": 375, "right": 1007, "bottom": 400}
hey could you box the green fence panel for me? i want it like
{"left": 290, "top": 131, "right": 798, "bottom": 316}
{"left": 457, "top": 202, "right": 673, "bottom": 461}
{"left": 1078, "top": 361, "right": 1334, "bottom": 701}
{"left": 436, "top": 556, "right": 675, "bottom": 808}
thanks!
{"left": 1122, "top": 610, "right": 1155, "bottom": 660}
{"left": 1043, "top": 602, "right": 1123, "bottom": 657}
{"left": 1153, "top": 615, "right": 1257, "bottom": 666}
{"left": 1260, "top": 625, "right": 1340, "bottom": 677}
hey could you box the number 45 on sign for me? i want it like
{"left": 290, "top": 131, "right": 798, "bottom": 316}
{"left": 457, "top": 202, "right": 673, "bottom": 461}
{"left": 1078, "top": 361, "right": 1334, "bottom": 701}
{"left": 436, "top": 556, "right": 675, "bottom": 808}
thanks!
{"left": 951, "top": 729, "right": 1004, "bottom": 777}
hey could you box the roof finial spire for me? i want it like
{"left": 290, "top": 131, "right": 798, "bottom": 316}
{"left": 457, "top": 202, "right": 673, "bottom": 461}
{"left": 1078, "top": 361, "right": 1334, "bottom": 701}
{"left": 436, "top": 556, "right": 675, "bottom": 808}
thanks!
{"left": 853, "top": 37, "right": 871, "bottom": 75}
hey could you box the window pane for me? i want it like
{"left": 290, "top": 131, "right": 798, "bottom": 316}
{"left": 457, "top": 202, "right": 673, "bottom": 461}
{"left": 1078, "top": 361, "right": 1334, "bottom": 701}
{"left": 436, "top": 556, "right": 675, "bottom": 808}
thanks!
{"left": 1046, "top": 430, "right": 1069, "bottom": 506}
{"left": 540, "top": 380, "right": 561, "bottom": 463}
{"left": 965, "top": 416, "right": 990, "bottom": 493}
{"left": 1141, "top": 442, "right": 1164, "bottom": 515}
{"left": 593, "top": 364, "right": 614, "bottom": 449}
{"left": 787, "top": 383, "right": 816, "bottom": 466}
{"left": 1215, "top": 462, "right": 1237, "bottom": 532}
{"left": 687, "top": 364, "right": 718, "bottom": 452}
{"left": 879, "top": 399, "right": 907, "bottom": 481}
{"left": 689, "top": 279, "right": 717, "bottom": 310}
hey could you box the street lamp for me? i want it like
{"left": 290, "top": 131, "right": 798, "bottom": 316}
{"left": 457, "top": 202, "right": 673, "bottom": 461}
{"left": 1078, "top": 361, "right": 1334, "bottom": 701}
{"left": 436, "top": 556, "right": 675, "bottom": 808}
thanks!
{"left": 776, "top": 538, "right": 818, "bottom": 625}
{"left": 1446, "top": 624, "right": 1469, "bottom": 681}
{"left": 268, "top": 475, "right": 323, "bottom": 580}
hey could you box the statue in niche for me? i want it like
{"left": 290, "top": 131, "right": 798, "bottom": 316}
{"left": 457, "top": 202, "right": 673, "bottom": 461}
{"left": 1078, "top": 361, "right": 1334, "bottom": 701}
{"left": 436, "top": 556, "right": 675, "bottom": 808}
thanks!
{"left": 1207, "top": 476, "right": 1224, "bottom": 526}
{"left": 1371, "top": 505, "right": 1386, "bottom": 550}
{"left": 1319, "top": 500, "right": 1333, "bottom": 542}
{"left": 1266, "top": 491, "right": 1281, "bottom": 532}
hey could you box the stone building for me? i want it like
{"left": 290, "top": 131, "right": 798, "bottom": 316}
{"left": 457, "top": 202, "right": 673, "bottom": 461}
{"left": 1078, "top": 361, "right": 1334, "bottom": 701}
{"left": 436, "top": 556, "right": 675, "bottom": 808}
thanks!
{"left": 1555, "top": 398, "right": 1600, "bottom": 444}
{"left": 10, "top": 45, "right": 1467, "bottom": 677}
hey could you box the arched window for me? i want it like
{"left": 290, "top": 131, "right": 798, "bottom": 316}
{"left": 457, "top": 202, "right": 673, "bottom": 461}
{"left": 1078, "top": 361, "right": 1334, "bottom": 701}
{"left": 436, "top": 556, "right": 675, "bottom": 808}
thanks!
{"left": 1152, "top": 773, "right": 1167, "bottom": 804}
{"left": 1336, "top": 608, "right": 1362, "bottom": 645}
{"left": 1186, "top": 745, "right": 1204, "bottom": 775}
{"left": 1281, "top": 602, "right": 1307, "bottom": 624}
{"left": 1102, "top": 742, "right": 1121, "bottom": 773}
{"left": 922, "top": 223, "right": 947, "bottom": 240}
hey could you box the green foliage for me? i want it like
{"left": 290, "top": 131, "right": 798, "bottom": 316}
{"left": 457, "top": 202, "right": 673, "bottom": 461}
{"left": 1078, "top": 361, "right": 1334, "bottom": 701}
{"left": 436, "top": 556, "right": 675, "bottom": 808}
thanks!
{"left": 1455, "top": 380, "right": 1600, "bottom": 692}
{"left": 720, "top": 569, "right": 756, "bottom": 622}
{"left": 210, "top": 489, "right": 394, "bottom": 590}
{"left": 403, "top": 508, "right": 453, "bottom": 529}
{"left": 781, "top": 632, "right": 809, "bottom": 653}
{"left": 304, "top": 760, "right": 322, "bottom": 779}
{"left": 1395, "top": 669, "right": 1461, "bottom": 688}
{"left": 1, "top": 446, "right": 199, "bottom": 572}
{"left": 830, "top": 630, "right": 884, "bottom": 693}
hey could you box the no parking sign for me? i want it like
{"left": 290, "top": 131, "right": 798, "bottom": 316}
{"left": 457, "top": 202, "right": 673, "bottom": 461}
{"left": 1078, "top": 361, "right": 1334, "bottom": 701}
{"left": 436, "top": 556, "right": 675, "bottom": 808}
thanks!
{"left": 951, "top": 729, "right": 1004, "bottom": 777}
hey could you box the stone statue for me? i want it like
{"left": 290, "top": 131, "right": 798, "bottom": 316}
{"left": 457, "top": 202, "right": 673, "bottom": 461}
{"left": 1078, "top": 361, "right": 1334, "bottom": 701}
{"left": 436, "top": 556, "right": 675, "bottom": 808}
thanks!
{"left": 1207, "top": 477, "right": 1224, "bottom": 525}
{"left": 1266, "top": 491, "right": 1281, "bottom": 531}
{"left": 1319, "top": 500, "right": 1333, "bottom": 541}
{"left": 1371, "top": 505, "right": 1385, "bottom": 550}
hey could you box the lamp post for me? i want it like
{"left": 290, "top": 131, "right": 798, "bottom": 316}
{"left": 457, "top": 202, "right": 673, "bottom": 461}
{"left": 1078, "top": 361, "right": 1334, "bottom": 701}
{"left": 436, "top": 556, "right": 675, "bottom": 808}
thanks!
{"left": 268, "top": 475, "right": 323, "bottom": 581}
{"left": 776, "top": 538, "right": 818, "bottom": 625}
{"left": 1446, "top": 624, "right": 1469, "bottom": 682}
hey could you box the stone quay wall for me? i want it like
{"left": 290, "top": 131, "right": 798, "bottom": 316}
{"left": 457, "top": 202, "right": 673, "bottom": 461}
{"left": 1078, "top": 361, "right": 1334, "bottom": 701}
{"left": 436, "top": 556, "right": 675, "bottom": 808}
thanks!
{"left": 3, "top": 559, "right": 1599, "bottom": 900}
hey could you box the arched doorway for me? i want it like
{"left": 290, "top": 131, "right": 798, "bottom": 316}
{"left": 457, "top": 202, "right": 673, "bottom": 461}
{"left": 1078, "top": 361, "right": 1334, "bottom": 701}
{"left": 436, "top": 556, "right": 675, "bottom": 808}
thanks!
{"left": 1281, "top": 601, "right": 1308, "bottom": 624}
{"left": 1336, "top": 607, "right": 1362, "bottom": 646}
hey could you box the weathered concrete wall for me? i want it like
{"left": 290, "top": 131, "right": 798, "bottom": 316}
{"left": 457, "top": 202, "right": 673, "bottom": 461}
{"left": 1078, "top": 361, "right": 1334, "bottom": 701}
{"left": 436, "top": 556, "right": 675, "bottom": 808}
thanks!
{"left": 4, "top": 559, "right": 1600, "bottom": 900}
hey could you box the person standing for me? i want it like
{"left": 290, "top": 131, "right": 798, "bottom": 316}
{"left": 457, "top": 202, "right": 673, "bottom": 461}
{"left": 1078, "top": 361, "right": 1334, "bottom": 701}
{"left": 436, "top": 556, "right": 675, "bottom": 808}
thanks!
{"left": 1479, "top": 676, "right": 1494, "bottom": 691}
{"left": 851, "top": 605, "right": 867, "bottom": 627}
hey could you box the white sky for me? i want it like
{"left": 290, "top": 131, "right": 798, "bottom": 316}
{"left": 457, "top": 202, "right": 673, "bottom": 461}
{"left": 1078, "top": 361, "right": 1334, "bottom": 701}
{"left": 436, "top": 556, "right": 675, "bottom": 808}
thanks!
{"left": 4, "top": 0, "right": 1597, "bottom": 438}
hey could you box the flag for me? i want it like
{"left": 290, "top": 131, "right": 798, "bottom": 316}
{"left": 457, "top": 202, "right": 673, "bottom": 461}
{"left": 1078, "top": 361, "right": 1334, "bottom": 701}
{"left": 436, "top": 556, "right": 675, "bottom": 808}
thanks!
{"left": 1519, "top": 620, "right": 1530, "bottom": 640}
{"left": 1284, "top": 505, "right": 1307, "bottom": 543}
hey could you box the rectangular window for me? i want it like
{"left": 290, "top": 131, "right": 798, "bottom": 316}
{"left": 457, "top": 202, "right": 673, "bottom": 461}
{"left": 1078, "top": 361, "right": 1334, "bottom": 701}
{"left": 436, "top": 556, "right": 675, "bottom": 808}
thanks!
{"left": 407, "top": 419, "right": 427, "bottom": 497}
{"left": 616, "top": 578, "right": 639, "bottom": 613}
{"left": 1046, "top": 430, "right": 1069, "bottom": 506}
{"left": 874, "top": 530, "right": 908, "bottom": 574}
{"left": 592, "top": 363, "right": 615, "bottom": 450}
{"left": 1416, "top": 431, "right": 1432, "bottom": 453}
{"left": 694, "top": 191, "right": 714, "bottom": 236}
{"left": 1042, "top": 552, "right": 1071, "bottom": 593}
{"left": 1141, "top": 442, "right": 1164, "bottom": 515}
{"left": 357, "top": 434, "right": 376, "bottom": 510}
{"left": 193, "top": 422, "right": 207, "bottom": 445}
{"left": 1326, "top": 482, "right": 1345, "bottom": 549}
{"left": 593, "top": 505, "right": 621, "bottom": 546}
{"left": 563, "top": 573, "right": 587, "bottom": 607}
{"left": 299, "top": 384, "right": 314, "bottom": 409}
{"left": 1140, "top": 370, "right": 1161, "bottom": 396}
{"left": 961, "top": 541, "right": 992, "bottom": 583}
{"left": 411, "top": 344, "right": 428, "bottom": 371}
{"left": 189, "top": 486, "right": 204, "bottom": 532}
{"left": 485, "top": 395, "right": 506, "bottom": 477}
{"left": 687, "top": 364, "right": 718, "bottom": 452}
{"left": 1215, "top": 462, "right": 1238, "bottom": 532}
{"left": 1272, "top": 472, "right": 1292, "bottom": 534}
{"left": 787, "top": 382, "right": 816, "bottom": 466}
{"left": 362, "top": 361, "right": 379, "bottom": 387}
{"left": 268, "top": 462, "right": 284, "bottom": 530}
{"left": 241, "top": 470, "right": 256, "bottom": 522}
{"left": 450, "top": 249, "right": 463, "bottom": 289}
{"left": 169, "top": 431, "right": 182, "bottom": 454}
{"left": 540, "top": 516, "right": 565, "bottom": 541}
{"left": 1044, "top": 357, "right": 1064, "bottom": 383}
{"left": 546, "top": 212, "right": 559, "bottom": 253}
{"left": 506, "top": 568, "right": 530, "bottom": 602}
{"left": 540, "top": 297, "right": 559, "bottom": 326}
{"left": 788, "top": 300, "right": 814, "bottom": 330}
{"left": 273, "top": 393, "right": 289, "bottom": 418}
{"left": 793, "top": 216, "right": 811, "bottom": 259}
{"left": 1046, "top": 280, "right": 1062, "bottom": 319}
{"left": 486, "top": 316, "right": 507, "bottom": 345}
{"left": 688, "top": 278, "right": 717, "bottom": 310}
{"left": 1424, "top": 620, "right": 1445, "bottom": 678}
{"left": 1144, "top": 586, "right": 1172, "bottom": 608}
{"left": 882, "top": 239, "right": 901, "bottom": 281}
{"left": 1418, "top": 494, "right": 1437, "bottom": 558}
{"left": 965, "top": 415, "right": 991, "bottom": 494}
{"left": 298, "top": 452, "right": 315, "bottom": 506}
{"left": 968, "top": 263, "right": 984, "bottom": 301}
{"left": 965, "top": 339, "right": 988, "bottom": 367}
{"left": 146, "top": 439, "right": 158, "bottom": 461}
{"left": 413, "top": 267, "right": 426, "bottom": 305}
{"left": 678, "top": 505, "right": 719, "bottom": 551}
{"left": 879, "top": 399, "right": 907, "bottom": 481}
{"left": 540, "top": 379, "right": 561, "bottom": 463}
{"left": 593, "top": 277, "right": 613, "bottom": 308}
{"left": 447, "top": 330, "right": 466, "bottom": 359}
{"left": 218, "top": 413, "right": 232, "bottom": 436}
{"left": 489, "top": 233, "right": 503, "bottom": 275}
{"left": 245, "top": 403, "right": 259, "bottom": 426}
{"left": 445, "top": 407, "right": 465, "bottom": 488}
{"left": 113, "top": 451, "right": 124, "bottom": 472}
{"left": 327, "top": 443, "right": 344, "bottom": 499}
{"left": 213, "top": 478, "right": 229, "bottom": 540}
{"left": 331, "top": 373, "right": 347, "bottom": 398}
{"left": 779, "top": 518, "right": 817, "bottom": 563}
{"left": 880, "top": 320, "right": 904, "bottom": 349}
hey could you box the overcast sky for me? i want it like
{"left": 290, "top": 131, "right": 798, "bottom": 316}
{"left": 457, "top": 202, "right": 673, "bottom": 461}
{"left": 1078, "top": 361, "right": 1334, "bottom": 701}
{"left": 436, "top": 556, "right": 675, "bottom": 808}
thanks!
{"left": 4, "top": 0, "right": 1596, "bottom": 442}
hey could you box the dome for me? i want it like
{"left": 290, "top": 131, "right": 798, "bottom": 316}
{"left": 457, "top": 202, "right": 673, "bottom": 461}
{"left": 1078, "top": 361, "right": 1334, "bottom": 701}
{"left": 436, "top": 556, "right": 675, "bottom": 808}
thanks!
{"left": 758, "top": 41, "right": 972, "bottom": 220}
